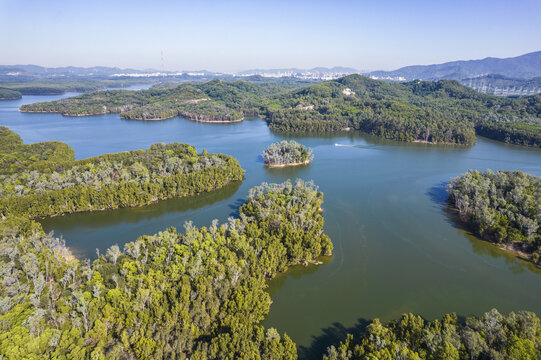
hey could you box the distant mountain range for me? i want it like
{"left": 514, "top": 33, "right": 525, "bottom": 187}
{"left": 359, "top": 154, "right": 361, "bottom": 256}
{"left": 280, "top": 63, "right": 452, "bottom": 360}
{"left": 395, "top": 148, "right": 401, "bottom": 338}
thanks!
{"left": 0, "top": 65, "right": 156, "bottom": 80}
{"left": 0, "top": 65, "right": 357, "bottom": 81}
{"left": 236, "top": 67, "right": 357, "bottom": 79}
{"left": 366, "top": 51, "right": 541, "bottom": 81}
{"left": 2, "top": 51, "right": 541, "bottom": 95}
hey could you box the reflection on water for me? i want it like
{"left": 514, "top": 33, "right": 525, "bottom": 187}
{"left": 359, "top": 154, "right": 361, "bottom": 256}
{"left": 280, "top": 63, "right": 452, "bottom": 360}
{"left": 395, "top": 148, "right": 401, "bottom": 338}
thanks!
{"left": 464, "top": 229, "right": 541, "bottom": 276}
{"left": 266, "top": 257, "right": 333, "bottom": 297}
{"left": 40, "top": 181, "right": 241, "bottom": 230}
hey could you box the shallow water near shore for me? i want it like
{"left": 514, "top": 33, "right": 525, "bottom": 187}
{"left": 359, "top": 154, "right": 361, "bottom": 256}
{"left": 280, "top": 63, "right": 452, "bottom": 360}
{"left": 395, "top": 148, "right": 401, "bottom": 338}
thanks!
{"left": 1, "top": 92, "right": 541, "bottom": 357}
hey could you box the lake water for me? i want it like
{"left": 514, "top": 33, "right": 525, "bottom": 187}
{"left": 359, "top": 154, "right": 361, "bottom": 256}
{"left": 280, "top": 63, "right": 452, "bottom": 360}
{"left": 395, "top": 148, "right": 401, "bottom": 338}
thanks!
{"left": 1, "top": 91, "right": 541, "bottom": 358}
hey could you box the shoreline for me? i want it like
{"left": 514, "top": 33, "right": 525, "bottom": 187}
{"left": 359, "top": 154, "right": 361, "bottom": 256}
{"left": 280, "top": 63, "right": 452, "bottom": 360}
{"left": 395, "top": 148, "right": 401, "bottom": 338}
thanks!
{"left": 498, "top": 242, "right": 540, "bottom": 268}
{"left": 412, "top": 139, "right": 461, "bottom": 145}
{"left": 21, "top": 108, "right": 244, "bottom": 123}
{"left": 449, "top": 206, "right": 540, "bottom": 268}
{"left": 20, "top": 109, "right": 106, "bottom": 117}
{"left": 186, "top": 117, "right": 244, "bottom": 123}
{"left": 265, "top": 159, "right": 311, "bottom": 168}
{"left": 29, "top": 179, "right": 242, "bottom": 220}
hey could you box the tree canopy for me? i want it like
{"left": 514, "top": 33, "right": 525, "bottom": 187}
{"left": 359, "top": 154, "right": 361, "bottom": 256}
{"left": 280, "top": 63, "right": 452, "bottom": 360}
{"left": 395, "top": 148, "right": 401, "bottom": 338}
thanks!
{"left": 0, "top": 179, "right": 331, "bottom": 359}
{"left": 323, "top": 309, "right": 541, "bottom": 360}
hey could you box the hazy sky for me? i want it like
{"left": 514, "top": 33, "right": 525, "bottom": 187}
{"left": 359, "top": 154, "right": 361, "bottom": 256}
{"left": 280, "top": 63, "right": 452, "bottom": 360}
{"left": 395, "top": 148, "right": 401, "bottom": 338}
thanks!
{"left": 1, "top": 0, "right": 539, "bottom": 72}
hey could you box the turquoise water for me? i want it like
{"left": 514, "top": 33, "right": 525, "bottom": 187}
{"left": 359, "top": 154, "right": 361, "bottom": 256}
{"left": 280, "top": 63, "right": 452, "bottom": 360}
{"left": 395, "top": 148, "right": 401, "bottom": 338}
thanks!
{"left": 1, "top": 92, "right": 540, "bottom": 357}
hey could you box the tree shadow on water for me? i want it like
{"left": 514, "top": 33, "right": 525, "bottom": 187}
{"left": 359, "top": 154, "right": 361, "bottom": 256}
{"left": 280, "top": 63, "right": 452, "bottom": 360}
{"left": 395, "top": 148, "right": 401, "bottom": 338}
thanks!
{"left": 298, "top": 318, "right": 371, "bottom": 360}
{"left": 426, "top": 181, "right": 449, "bottom": 207}
{"left": 228, "top": 198, "right": 247, "bottom": 218}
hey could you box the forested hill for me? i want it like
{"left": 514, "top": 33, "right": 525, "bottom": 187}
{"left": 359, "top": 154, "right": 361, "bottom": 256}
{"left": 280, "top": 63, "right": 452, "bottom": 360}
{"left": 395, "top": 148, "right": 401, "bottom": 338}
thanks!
{"left": 267, "top": 74, "right": 541, "bottom": 146}
{"left": 21, "top": 75, "right": 541, "bottom": 147}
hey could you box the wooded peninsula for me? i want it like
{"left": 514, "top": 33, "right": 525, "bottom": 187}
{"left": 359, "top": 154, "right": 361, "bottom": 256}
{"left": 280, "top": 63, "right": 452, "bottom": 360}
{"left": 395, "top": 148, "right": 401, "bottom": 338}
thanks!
{"left": 20, "top": 75, "right": 541, "bottom": 147}
{"left": 0, "top": 127, "right": 244, "bottom": 218}
{"left": 448, "top": 170, "right": 541, "bottom": 266}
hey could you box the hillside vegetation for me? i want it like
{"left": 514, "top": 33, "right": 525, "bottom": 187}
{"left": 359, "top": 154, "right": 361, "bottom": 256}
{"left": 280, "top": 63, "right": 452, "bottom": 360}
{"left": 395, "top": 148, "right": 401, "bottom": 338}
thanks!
{"left": 0, "top": 179, "right": 332, "bottom": 359}
{"left": 448, "top": 170, "right": 541, "bottom": 265}
{"left": 266, "top": 75, "right": 541, "bottom": 146}
{"left": 21, "top": 75, "right": 541, "bottom": 147}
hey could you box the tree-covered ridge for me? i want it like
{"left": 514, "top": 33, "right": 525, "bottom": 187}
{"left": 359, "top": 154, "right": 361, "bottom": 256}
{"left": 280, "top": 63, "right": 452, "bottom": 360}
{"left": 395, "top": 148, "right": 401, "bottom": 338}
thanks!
{"left": 0, "top": 79, "right": 151, "bottom": 97}
{"left": 0, "top": 127, "right": 75, "bottom": 175}
{"left": 323, "top": 309, "right": 541, "bottom": 360}
{"left": 0, "top": 141, "right": 244, "bottom": 219}
{"left": 448, "top": 170, "right": 540, "bottom": 265}
{"left": 266, "top": 75, "right": 541, "bottom": 146}
{"left": 262, "top": 140, "right": 313, "bottom": 167}
{"left": 0, "top": 87, "right": 22, "bottom": 100}
{"left": 0, "top": 179, "right": 331, "bottom": 359}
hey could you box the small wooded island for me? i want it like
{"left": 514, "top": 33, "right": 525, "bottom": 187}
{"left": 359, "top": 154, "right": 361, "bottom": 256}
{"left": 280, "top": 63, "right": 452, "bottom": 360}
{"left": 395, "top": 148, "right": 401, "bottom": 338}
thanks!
{"left": 263, "top": 140, "right": 313, "bottom": 167}
{"left": 448, "top": 170, "right": 541, "bottom": 266}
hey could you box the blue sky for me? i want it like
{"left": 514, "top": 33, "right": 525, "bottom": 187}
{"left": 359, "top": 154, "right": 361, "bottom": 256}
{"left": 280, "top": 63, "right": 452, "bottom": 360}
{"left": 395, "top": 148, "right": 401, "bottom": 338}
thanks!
{"left": 1, "top": 0, "right": 539, "bottom": 71}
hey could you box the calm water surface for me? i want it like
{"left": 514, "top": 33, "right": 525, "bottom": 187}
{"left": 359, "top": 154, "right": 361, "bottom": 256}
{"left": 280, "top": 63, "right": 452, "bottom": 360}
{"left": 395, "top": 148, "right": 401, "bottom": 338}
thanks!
{"left": 1, "top": 92, "right": 541, "bottom": 358}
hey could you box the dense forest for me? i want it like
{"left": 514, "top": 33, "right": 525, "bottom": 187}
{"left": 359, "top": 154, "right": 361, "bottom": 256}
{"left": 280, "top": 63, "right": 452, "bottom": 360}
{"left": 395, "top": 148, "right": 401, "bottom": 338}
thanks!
{"left": 21, "top": 75, "right": 541, "bottom": 147}
{"left": 0, "top": 179, "right": 332, "bottom": 359}
{"left": 0, "top": 128, "right": 244, "bottom": 218}
{"left": 448, "top": 170, "right": 541, "bottom": 265}
{"left": 323, "top": 309, "right": 541, "bottom": 360}
{"left": 262, "top": 140, "right": 313, "bottom": 167}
